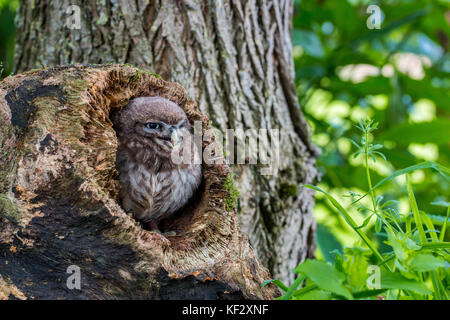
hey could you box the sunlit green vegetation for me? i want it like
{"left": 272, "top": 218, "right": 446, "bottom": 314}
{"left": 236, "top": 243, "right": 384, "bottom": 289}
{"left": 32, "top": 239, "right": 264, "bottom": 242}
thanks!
{"left": 265, "top": 119, "right": 449, "bottom": 299}
{"left": 268, "top": 0, "right": 450, "bottom": 299}
{"left": 292, "top": 0, "right": 449, "bottom": 259}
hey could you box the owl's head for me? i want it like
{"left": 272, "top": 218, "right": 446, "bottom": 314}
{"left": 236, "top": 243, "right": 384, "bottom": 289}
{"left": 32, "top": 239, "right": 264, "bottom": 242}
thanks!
{"left": 116, "top": 96, "right": 192, "bottom": 159}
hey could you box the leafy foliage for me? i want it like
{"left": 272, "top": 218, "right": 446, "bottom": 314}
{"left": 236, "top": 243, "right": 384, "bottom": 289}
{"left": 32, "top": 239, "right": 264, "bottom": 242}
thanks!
{"left": 292, "top": 0, "right": 450, "bottom": 266}
{"left": 266, "top": 121, "right": 450, "bottom": 300}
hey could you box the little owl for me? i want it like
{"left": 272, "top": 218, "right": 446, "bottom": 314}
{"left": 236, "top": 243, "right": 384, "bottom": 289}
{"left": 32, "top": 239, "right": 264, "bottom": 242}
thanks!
{"left": 114, "top": 96, "right": 202, "bottom": 233}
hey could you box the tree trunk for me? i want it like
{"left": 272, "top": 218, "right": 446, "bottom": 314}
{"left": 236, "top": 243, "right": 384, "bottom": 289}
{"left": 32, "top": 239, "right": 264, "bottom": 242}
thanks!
{"left": 0, "top": 64, "right": 279, "bottom": 299}
{"left": 14, "top": 0, "right": 318, "bottom": 283}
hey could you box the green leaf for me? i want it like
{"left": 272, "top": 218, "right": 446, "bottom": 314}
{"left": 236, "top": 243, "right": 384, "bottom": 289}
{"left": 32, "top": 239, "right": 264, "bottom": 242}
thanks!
{"left": 262, "top": 279, "right": 288, "bottom": 292}
{"left": 380, "top": 120, "right": 450, "bottom": 146}
{"left": 404, "top": 238, "right": 421, "bottom": 251}
{"left": 353, "top": 162, "right": 450, "bottom": 205}
{"left": 332, "top": 250, "right": 344, "bottom": 273}
{"left": 410, "top": 254, "right": 445, "bottom": 272}
{"left": 316, "top": 224, "right": 343, "bottom": 262}
{"left": 291, "top": 283, "right": 318, "bottom": 298}
{"left": 420, "top": 242, "right": 450, "bottom": 250}
{"left": 406, "top": 174, "right": 427, "bottom": 244}
{"left": 278, "top": 275, "right": 305, "bottom": 300}
{"left": 353, "top": 289, "right": 387, "bottom": 299}
{"left": 375, "top": 216, "right": 382, "bottom": 233}
{"left": 420, "top": 211, "right": 439, "bottom": 241}
{"left": 349, "top": 138, "right": 362, "bottom": 150}
{"left": 380, "top": 270, "right": 432, "bottom": 295}
{"left": 354, "top": 214, "right": 374, "bottom": 230}
{"left": 295, "top": 259, "right": 353, "bottom": 299}
{"left": 439, "top": 207, "right": 449, "bottom": 242}
{"left": 294, "top": 288, "right": 333, "bottom": 300}
{"left": 430, "top": 200, "right": 450, "bottom": 208}
{"left": 387, "top": 230, "right": 407, "bottom": 262}
{"left": 423, "top": 213, "right": 448, "bottom": 226}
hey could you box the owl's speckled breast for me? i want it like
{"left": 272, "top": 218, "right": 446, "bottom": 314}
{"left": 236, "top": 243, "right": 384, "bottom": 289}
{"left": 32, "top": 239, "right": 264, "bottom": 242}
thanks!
{"left": 119, "top": 156, "right": 202, "bottom": 223}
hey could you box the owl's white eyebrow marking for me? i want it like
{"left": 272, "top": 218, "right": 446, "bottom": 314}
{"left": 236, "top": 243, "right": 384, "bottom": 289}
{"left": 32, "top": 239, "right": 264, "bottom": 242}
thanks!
{"left": 175, "top": 120, "right": 187, "bottom": 128}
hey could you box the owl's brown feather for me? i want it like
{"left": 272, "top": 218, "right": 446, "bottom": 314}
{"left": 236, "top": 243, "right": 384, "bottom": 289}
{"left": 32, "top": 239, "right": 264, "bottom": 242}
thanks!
{"left": 115, "top": 97, "right": 202, "bottom": 229}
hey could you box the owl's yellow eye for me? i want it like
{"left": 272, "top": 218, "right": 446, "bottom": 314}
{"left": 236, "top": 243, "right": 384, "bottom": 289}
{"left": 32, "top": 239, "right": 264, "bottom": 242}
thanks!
{"left": 146, "top": 122, "right": 161, "bottom": 129}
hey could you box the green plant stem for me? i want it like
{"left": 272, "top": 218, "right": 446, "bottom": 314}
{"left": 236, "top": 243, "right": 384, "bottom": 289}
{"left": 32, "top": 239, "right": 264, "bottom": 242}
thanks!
{"left": 430, "top": 271, "right": 446, "bottom": 300}
{"left": 278, "top": 275, "right": 306, "bottom": 300}
{"left": 440, "top": 206, "right": 449, "bottom": 242}
{"left": 420, "top": 242, "right": 450, "bottom": 250}
{"left": 406, "top": 174, "right": 427, "bottom": 244}
{"left": 364, "top": 131, "right": 378, "bottom": 214}
{"left": 292, "top": 284, "right": 318, "bottom": 298}
{"left": 361, "top": 131, "right": 394, "bottom": 273}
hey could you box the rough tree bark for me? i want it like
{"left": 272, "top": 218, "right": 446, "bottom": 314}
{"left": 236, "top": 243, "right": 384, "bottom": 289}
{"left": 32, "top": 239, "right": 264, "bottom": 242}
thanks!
{"left": 14, "top": 0, "right": 319, "bottom": 282}
{"left": 0, "top": 64, "right": 279, "bottom": 299}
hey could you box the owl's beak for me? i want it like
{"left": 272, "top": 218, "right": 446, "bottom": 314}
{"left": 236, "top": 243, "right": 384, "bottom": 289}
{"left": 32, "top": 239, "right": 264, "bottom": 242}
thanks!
{"left": 168, "top": 129, "right": 180, "bottom": 149}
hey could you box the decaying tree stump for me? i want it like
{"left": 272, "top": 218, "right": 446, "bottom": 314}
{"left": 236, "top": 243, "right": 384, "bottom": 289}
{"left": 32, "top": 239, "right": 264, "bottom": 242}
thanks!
{"left": 0, "top": 64, "right": 278, "bottom": 300}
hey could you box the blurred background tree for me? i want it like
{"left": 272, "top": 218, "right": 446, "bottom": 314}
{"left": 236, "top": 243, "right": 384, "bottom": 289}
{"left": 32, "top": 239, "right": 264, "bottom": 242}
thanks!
{"left": 0, "top": 0, "right": 448, "bottom": 265}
